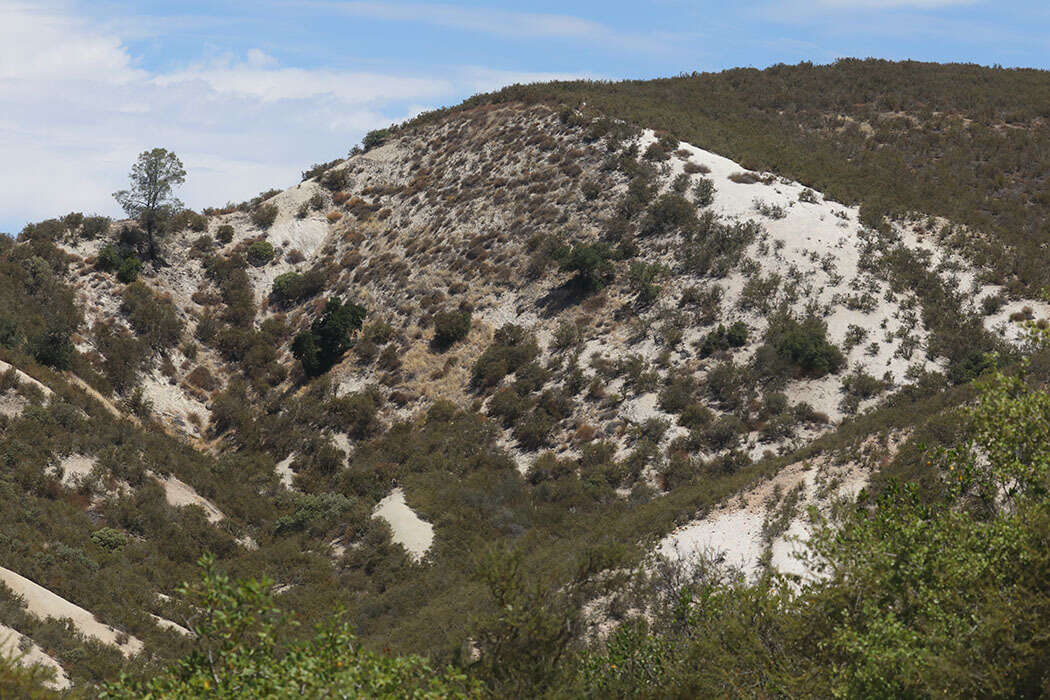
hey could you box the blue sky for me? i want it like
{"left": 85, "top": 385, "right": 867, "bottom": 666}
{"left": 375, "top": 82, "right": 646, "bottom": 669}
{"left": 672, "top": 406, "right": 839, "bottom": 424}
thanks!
{"left": 2, "top": 0, "right": 1048, "bottom": 234}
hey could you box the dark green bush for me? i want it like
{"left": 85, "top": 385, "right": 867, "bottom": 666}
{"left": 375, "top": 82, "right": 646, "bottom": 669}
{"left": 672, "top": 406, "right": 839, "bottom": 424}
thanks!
{"left": 678, "top": 403, "right": 714, "bottom": 430}
{"left": 0, "top": 315, "right": 21, "bottom": 349}
{"left": 513, "top": 410, "right": 556, "bottom": 451}
{"left": 362, "top": 128, "right": 392, "bottom": 150}
{"left": 698, "top": 321, "right": 749, "bottom": 357}
{"left": 116, "top": 255, "right": 142, "bottom": 283}
{"left": 764, "top": 314, "right": 846, "bottom": 378}
{"left": 216, "top": 224, "right": 234, "bottom": 244}
{"left": 659, "top": 373, "right": 698, "bottom": 413}
{"left": 96, "top": 243, "right": 140, "bottom": 282}
{"left": 292, "top": 297, "right": 367, "bottom": 377}
{"left": 271, "top": 270, "right": 324, "bottom": 305}
{"left": 702, "top": 414, "right": 746, "bottom": 451}
{"left": 321, "top": 169, "right": 349, "bottom": 192}
{"left": 626, "top": 261, "right": 665, "bottom": 305}
{"left": 431, "top": 309, "right": 472, "bottom": 350}
{"left": 246, "top": 240, "right": 275, "bottom": 266}
{"left": 559, "top": 242, "right": 614, "bottom": 292}
{"left": 93, "top": 321, "right": 146, "bottom": 394}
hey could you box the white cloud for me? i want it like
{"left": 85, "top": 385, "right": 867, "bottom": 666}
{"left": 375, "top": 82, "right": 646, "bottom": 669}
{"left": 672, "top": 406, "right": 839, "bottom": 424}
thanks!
{"left": 0, "top": 1, "right": 585, "bottom": 232}
{"left": 0, "top": 1, "right": 142, "bottom": 82}
{"left": 154, "top": 59, "right": 454, "bottom": 104}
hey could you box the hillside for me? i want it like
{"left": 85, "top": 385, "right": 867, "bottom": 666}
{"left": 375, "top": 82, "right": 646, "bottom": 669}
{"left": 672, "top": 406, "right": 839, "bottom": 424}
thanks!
{"left": 4, "top": 60, "right": 1050, "bottom": 696}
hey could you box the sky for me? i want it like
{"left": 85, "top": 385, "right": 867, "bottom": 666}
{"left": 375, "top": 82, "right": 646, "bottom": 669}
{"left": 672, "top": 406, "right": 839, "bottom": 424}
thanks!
{"left": 2, "top": 0, "right": 1048, "bottom": 235}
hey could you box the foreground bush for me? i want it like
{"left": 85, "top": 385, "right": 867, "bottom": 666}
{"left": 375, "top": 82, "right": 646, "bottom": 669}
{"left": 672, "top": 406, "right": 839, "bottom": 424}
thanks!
{"left": 100, "top": 555, "right": 481, "bottom": 699}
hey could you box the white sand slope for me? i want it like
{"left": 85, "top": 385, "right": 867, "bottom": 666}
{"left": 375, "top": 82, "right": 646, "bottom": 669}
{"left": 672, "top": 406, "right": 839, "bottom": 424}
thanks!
{"left": 0, "top": 566, "right": 143, "bottom": 656}
{"left": 0, "top": 360, "right": 52, "bottom": 397}
{"left": 658, "top": 455, "right": 872, "bottom": 581}
{"left": 53, "top": 454, "right": 97, "bottom": 488}
{"left": 0, "top": 622, "right": 71, "bottom": 690}
{"left": 372, "top": 488, "right": 434, "bottom": 562}
{"left": 150, "top": 613, "right": 192, "bottom": 637}
{"left": 150, "top": 472, "right": 224, "bottom": 524}
{"left": 274, "top": 453, "right": 296, "bottom": 490}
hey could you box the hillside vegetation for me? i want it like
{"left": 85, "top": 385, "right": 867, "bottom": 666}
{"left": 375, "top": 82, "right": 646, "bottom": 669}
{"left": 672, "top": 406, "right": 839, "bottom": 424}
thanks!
{"left": 3, "top": 60, "right": 1050, "bottom": 697}
{"left": 426, "top": 59, "right": 1050, "bottom": 293}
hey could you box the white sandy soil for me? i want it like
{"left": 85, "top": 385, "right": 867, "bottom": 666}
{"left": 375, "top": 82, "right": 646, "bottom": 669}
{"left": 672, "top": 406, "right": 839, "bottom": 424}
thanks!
{"left": 149, "top": 472, "right": 224, "bottom": 524}
{"left": 0, "top": 566, "right": 143, "bottom": 656}
{"left": 0, "top": 621, "right": 71, "bottom": 689}
{"left": 372, "top": 488, "right": 434, "bottom": 562}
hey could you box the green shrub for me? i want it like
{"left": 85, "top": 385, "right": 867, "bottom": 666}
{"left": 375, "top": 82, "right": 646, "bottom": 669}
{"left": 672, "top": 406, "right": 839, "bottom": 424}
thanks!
{"left": 274, "top": 492, "right": 360, "bottom": 537}
{"left": 28, "top": 329, "right": 74, "bottom": 370}
{"left": 90, "top": 527, "right": 129, "bottom": 551}
{"left": 120, "top": 281, "right": 183, "bottom": 350}
{"left": 513, "top": 361, "right": 549, "bottom": 395}
{"left": 471, "top": 325, "right": 540, "bottom": 389}
{"left": 658, "top": 373, "right": 698, "bottom": 413}
{"left": 362, "top": 128, "right": 392, "bottom": 150}
{"left": 292, "top": 297, "right": 366, "bottom": 377}
{"left": 764, "top": 313, "right": 845, "bottom": 378}
{"left": 514, "top": 410, "right": 556, "bottom": 451}
{"left": 692, "top": 178, "right": 716, "bottom": 207}
{"left": 559, "top": 242, "right": 614, "bottom": 292}
{"left": 626, "top": 261, "right": 665, "bottom": 305}
{"left": 327, "top": 390, "right": 381, "bottom": 439}
{"left": 251, "top": 203, "right": 279, "bottom": 230}
{"left": 96, "top": 243, "right": 140, "bottom": 282}
{"left": 697, "top": 321, "right": 749, "bottom": 357}
{"left": 81, "top": 215, "right": 111, "bottom": 239}
{"left": 980, "top": 292, "right": 1006, "bottom": 315}
{"left": 432, "top": 309, "right": 472, "bottom": 350}
{"left": 678, "top": 403, "right": 714, "bottom": 430}
{"left": 642, "top": 193, "right": 697, "bottom": 237}
{"left": 116, "top": 255, "right": 142, "bottom": 283}
{"left": 271, "top": 270, "right": 325, "bottom": 305}
{"left": 93, "top": 321, "right": 146, "bottom": 394}
{"left": 488, "top": 387, "right": 529, "bottom": 426}
{"left": 301, "top": 158, "right": 342, "bottom": 182}
{"left": 216, "top": 224, "right": 234, "bottom": 244}
{"left": 246, "top": 240, "right": 275, "bottom": 266}
{"left": 0, "top": 316, "right": 21, "bottom": 349}
{"left": 321, "top": 169, "right": 349, "bottom": 192}
{"left": 702, "top": 414, "right": 746, "bottom": 451}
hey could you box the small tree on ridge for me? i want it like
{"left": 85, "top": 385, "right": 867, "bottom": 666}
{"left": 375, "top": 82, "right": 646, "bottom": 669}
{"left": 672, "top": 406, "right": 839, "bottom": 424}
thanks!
{"left": 113, "top": 148, "right": 186, "bottom": 263}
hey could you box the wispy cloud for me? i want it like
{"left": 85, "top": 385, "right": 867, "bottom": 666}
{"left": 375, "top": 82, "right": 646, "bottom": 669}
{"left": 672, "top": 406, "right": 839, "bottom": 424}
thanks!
{"left": 814, "top": 0, "right": 978, "bottom": 6}
{"left": 301, "top": 1, "right": 672, "bottom": 53}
